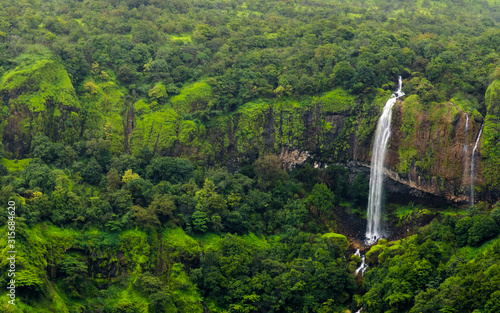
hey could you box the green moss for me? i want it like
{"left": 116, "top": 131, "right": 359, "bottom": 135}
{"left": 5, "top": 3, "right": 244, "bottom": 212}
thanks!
{"left": 130, "top": 109, "right": 180, "bottom": 156}
{"left": 170, "top": 81, "right": 212, "bottom": 115}
{"left": 170, "top": 34, "right": 192, "bottom": 43}
{"left": 1, "top": 158, "right": 31, "bottom": 172}
{"left": 0, "top": 58, "right": 82, "bottom": 150}
{"left": 162, "top": 228, "right": 201, "bottom": 263}
{"left": 192, "top": 232, "right": 223, "bottom": 252}
{"left": 241, "top": 232, "right": 269, "bottom": 249}
{"left": 134, "top": 99, "right": 152, "bottom": 116}
{"left": 1, "top": 60, "right": 78, "bottom": 111}
{"left": 169, "top": 263, "right": 203, "bottom": 313}
{"left": 397, "top": 147, "right": 418, "bottom": 175}
{"left": 453, "top": 234, "right": 500, "bottom": 260}
{"left": 322, "top": 232, "right": 348, "bottom": 250}
{"left": 366, "top": 244, "right": 386, "bottom": 265}
{"left": 119, "top": 230, "right": 151, "bottom": 274}
{"left": 315, "top": 88, "right": 355, "bottom": 114}
{"left": 178, "top": 120, "right": 197, "bottom": 145}
{"left": 357, "top": 89, "right": 391, "bottom": 145}
{"left": 104, "top": 114, "right": 126, "bottom": 155}
{"left": 482, "top": 79, "right": 500, "bottom": 188}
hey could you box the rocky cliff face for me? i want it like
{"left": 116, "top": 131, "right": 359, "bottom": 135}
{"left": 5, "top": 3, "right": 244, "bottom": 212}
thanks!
{"left": 270, "top": 92, "right": 496, "bottom": 204}
{"left": 384, "top": 98, "right": 486, "bottom": 204}
{"left": 2, "top": 61, "right": 498, "bottom": 204}
{"left": 0, "top": 60, "right": 81, "bottom": 158}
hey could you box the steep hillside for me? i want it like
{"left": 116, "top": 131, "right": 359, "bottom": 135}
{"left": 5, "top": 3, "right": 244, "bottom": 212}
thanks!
{"left": 2, "top": 0, "right": 500, "bottom": 312}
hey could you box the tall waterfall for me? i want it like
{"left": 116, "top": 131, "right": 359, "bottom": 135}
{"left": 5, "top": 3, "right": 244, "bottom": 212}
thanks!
{"left": 366, "top": 77, "right": 404, "bottom": 244}
{"left": 463, "top": 113, "right": 469, "bottom": 156}
{"left": 470, "top": 124, "right": 483, "bottom": 206}
{"left": 462, "top": 113, "right": 470, "bottom": 187}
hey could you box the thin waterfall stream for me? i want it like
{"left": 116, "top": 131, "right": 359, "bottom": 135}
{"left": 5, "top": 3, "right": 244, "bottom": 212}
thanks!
{"left": 365, "top": 77, "right": 404, "bottom": 244}
{"left": 354, "top": 249, "right": 368, "bottom": 276}
{"left": 463, "top": 113, "right": 469, "bottom": 156}
{"left": 462, "top": 113, "right": 470, "bottom": 187}
{"left": 470, "top": 124, "right": 483, "bottom": 206}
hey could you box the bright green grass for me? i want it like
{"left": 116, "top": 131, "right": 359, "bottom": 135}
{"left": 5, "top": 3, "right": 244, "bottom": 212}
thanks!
{"left": 439, "top": 206, "right": 468, "bottom": 217}
{"left": 237, "top": 99, "right": 271, "bottom": 112}
{"left": 193, "top": 232, "right": 269, "bottom": 251}
{"left": 170, "top": 34, "right": 192, "bottom": 43}
{"left": 1, "top": 158, "right": 31, "bottom": 172}
{"left": 170, "top": 263, "right": 204, "bottom": 313}
{"left": 395, "top": 205, "right": 416, "bottom": 219}
{"left": 241, "top": 232, "right": 269, "bottom": 249}
{"left": 454, "top": 234, "right": 500, "bottom": 261}
{"left": 163, "top": 227, "right": 201, "bottom": 260}
{"left": 192, "top": 232, "right": 223, "bottom": 251}
{"left": 315, "top": 88, "right": 356, "bottom": 114}
{"left": 169, "top": 80, "right": 212, "bottom": 114}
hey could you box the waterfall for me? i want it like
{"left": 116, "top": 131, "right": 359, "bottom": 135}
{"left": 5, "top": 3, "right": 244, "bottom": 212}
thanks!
{"left": 470, "top": 124, "right": 483, "bottom": 206}
{"left": 366, "top": 77, "right": 404, "bottom": 244}
{"left": 462, "top": 113, "right": 470, "bottom": 188}
{"left": 463, "top": 113, "right": 469, "bottom": 155}
{"left": 354, "top": 249, "right": 369, "bottom": 275}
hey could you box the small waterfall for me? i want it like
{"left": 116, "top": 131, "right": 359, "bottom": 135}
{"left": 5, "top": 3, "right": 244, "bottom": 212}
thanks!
{"left": 355, "top": 308, "right": 363, "bottom": 313}
{"left": 354, "top": 249, "right": 369, "bottom": 275}
{"left": 462, "top": 113, "right": 470, "bottom": 188}
{"left": 463, "top": 113, "right": 469, "bottom": 155}
{"left": 470, "top": 124, "right": 483, "bottom": 206}
{"left": 366, "top": 77, "right": 404, "bottom": 244}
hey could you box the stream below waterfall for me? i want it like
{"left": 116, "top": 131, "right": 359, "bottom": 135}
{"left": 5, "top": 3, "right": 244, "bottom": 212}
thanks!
{"left": 354, "top": 249, "right": 368, "bottom": 276}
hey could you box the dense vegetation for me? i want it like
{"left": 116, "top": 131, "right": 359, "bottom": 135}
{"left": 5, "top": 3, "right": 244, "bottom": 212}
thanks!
{"left": 1, "top": 0, "right": 500, "bottom": 312}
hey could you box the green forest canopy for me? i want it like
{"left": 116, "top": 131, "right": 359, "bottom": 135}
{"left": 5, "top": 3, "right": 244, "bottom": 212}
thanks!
{"left": 1, "top": 0, "right": 500, "bottom": 312}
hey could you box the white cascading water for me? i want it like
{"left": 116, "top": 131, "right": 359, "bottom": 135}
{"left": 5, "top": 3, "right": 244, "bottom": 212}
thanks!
{"left": 470, "top": 124, "right": 483, "bottom": 206}
{"left": 462, "top": 113, "right": 470, "bottom": 188}
{"left": 365, "top": 77, "right": 404, "bottom": 244}
{"left": 463, "top": 113, "right": 469, "bottom": 155}
{"left": 354, "top": 249, "right": 368, "bottom": 275}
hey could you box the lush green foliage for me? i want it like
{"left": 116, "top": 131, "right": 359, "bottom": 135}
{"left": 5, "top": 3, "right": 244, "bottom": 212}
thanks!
{"left": 361, "top": 211, "right": 500, "bottom": 313}
{"left": 1, "top": 0, "right": 500, "bottom": 312}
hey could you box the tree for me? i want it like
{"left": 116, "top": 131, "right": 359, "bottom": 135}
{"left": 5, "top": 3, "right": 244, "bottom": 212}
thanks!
{"left": 122, "top": 169, "right": 140, "bottom": 184}
{"left": 149, "top": 194, "right": 176, "bottom": 224}
{"left": 107, "top": 169, "right": 122, "bottom": 191}
{"left": 117, "top": 65, "right": 137, "bottom": 84}
{"left": 60, "top": 256, "right": 90, "bottom": 299}
{"left": 146, "top": 157, "right": 193, "bottom": 184}
{"left": 149, "top": 292, "right": 173, "bottom": 313}
{"left": 131, "top": 205, "right": 160, "bottom": 229}
{"left": 195, "top": 179, "right": 228, "bottom": 216}
{"left": 331, "top": 61, "right": 355, "bottom": 89}
{"left": 82, "top": 158, "right": 103, "bottom": 185}
{"left": 18, "top": 160, "right": 56, "bottom": 192}
{"left": 254, "top": 154, "right": 287, "bottom": 188}
{"left": 308, "top": 183, "right": 335, "bottom": 214}
{"left": 192, "top": 210, "right": 209, "bottom": 233}
{"left": 491, "top": 205, "right": 500, "bottom": 225}
{"left": 148, "top": 82, "right": 168, "bottom": 105}
{"left": 126, "top": 178, "right": 154, "bottom": 207}
{"left": 194, "top": 24, "right": 214, "bottom": 41}
{"left": 455, "top": 217, "right": 472, "bottom": 247}
{"left": 468, "top": 215, "right": 499, "bottom": 246}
